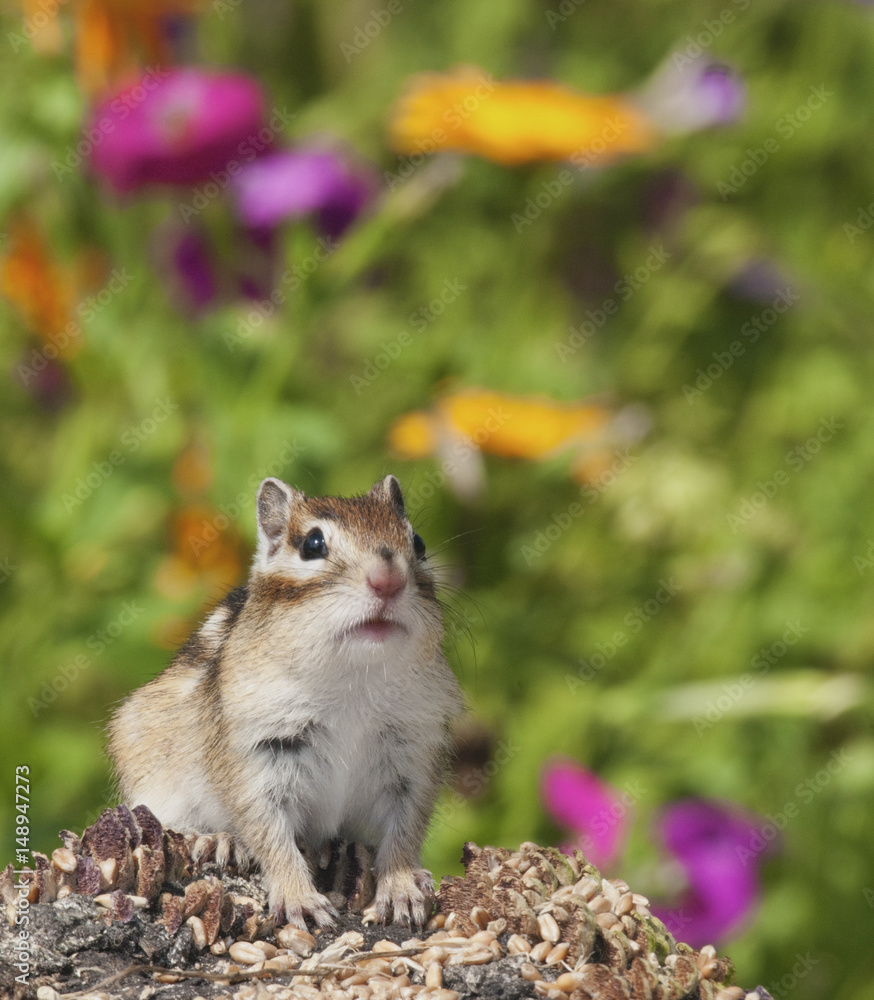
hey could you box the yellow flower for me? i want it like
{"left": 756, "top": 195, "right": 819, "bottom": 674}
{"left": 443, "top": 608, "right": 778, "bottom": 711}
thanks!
{"left": 388, "top": 387, "right": 629, "bottom": 494}
{"left": 389, "top": 66, "right": 657, "bottom": 167}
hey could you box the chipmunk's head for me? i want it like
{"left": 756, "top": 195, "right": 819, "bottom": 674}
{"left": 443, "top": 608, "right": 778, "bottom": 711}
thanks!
{"left": 252, "top": 475, "right": 442, "bottom": 652}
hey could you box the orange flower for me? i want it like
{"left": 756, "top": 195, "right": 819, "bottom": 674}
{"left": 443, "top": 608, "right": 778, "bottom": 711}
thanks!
{"left": 17, "top": 0, "right": 205, "bottom": 96}
{"left": 389, "top": 67, "right": 657, "bottom": 167}
{"left": 389, "top": 387, "right": 613, "bottom": 463}
{"left": 0, "top": 216, "right": 82, "bottom": 358}
{"left": 154, "top": 502, "right": 247, "bottom": 601}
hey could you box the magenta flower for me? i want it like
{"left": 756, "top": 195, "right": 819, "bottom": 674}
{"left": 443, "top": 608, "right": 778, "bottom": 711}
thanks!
{"left": 90, "top": 68, "right": 268, "bottom": 193}
{"left": 232, "top": 148, "right": 374, "bottom": 237}
{"left": 651, "top": 798, "right": 769, "bottom": 947}
{"left": 635, "top": 54, "right": 745, "bottom": 134}
{"left": 541, "top": 759, "right": 631, "bottom": 869}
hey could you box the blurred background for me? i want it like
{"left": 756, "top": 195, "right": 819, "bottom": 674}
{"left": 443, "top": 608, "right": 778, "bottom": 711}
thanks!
{"left": 1, "top": 0, "right": 873, "bottom": 995}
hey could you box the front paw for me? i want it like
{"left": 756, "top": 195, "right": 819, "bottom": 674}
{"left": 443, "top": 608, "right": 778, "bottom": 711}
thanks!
{"left": 190, "top": 831, "right": 253, "bottom": 872}
{"left": 270, "top": 884, "right": 338, "bottom": 930}
{"left": 370, "top": 867, "right": 435, "bottom": 926}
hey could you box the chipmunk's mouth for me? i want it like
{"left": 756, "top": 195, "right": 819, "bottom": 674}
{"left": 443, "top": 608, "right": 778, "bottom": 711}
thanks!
{"left": 345, "top": 615, "right": 407, "bottom": 643}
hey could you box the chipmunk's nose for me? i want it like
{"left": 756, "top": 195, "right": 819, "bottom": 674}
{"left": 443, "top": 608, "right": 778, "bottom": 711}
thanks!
{"left": 367, "top": 554, "right": 405, "bottom": 601}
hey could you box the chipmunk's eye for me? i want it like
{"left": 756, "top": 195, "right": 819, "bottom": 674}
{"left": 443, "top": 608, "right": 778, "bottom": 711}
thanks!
{"left": 412, "top": 533, "right": 426, "bottom": 560}
{"left": 301, "top": 527, "right": 328, "bottom": 560}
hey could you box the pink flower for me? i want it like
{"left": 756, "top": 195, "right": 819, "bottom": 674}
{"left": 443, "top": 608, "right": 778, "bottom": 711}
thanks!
{"left": 541, "top": 759, "right": 631, "bottom": 869}
{"left": 90, "top": 68, "right": 268, "bottom": 193}
{"left": 232, "top": 147, "right": 375, "bottom": 237}
{"left": 651, "top": 798, "right": 770, "bottom": 947}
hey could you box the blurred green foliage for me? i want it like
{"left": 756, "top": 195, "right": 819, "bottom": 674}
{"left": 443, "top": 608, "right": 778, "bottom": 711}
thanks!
{"left": 2, "top": 0, "right": 874, "bottom": 996}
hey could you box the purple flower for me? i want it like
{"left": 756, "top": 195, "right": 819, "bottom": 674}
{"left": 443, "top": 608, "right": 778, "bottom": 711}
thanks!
{"left": 635, "top": 54, "right": 745, "bottom": 134}
{"left": 541, "top": 760, "right": 631, "bottom": 869}
{"left": 232, "top": 147, "right": 374, "bottom": 237}
{"left": 151, "top": 219, "right": 278, "bottom": 315}
{"left": 651, "top": 798, "right": 769, "bottom": 947}
{"left": 90, "top": 68, "right": 268, "bottom": 193}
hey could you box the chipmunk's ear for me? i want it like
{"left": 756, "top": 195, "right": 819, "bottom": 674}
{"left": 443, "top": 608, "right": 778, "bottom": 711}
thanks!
{"left": 370, "top": 474, "right": 406, "bottom": 519}
{"left": 256, "top": 478, "right": 302, "bottom": 563}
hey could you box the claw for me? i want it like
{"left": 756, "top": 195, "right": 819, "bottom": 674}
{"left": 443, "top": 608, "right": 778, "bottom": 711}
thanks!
{"left": 272, "top": 890, "right": 338, "bottom": 930}
{"left": 373, "top": 867, "right": 434, "bottom": 926}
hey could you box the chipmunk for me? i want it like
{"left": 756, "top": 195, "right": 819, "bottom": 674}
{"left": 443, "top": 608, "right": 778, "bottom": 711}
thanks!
{"left": 108, "top": 475, "right": 464, "bottom": 928}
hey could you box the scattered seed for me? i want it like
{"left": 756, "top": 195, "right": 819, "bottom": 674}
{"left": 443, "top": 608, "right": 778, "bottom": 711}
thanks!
{"left": 425, "top": 912, "right": 446, "bottom": 930}
{"left": 507, "top": 934, "right": 532, "bottom": 955}
{"left": 229, "top": 940, "right": 266, "bottom": 964}
{"left": 486, "top": 917, "right": 507, "bottom": 935}
{"left": 554, "top": 971, "right": 586, "bottom": 992}
{"left": 529, "top": 941, "right": 552, "bottom": 962}
{"left": 373, "top": 939, "right": 402, "bottom": 953}
{"left": 470, "top": 905, "right": 492, "bottom": 928}
{"left": 470, "top": 929, "right": 497, "bottom": 946}
{"left": 51, "top": 848, "right": 77, "bottom": 873}
{"left": 615, "top": 893, "right": 635, "bottom": 916}
{"left": 545, "top": 942, "right": 570, "bottom": 965}
{"left": 420, "top": 946, "right": 449, "bottom": 965}
{"left": 276, "top": 925, "right": 316, "bottom": 956}
{"left": 460, "top": 945, "right": 494, "bottom": 965}
{"left": 574, "top": 877, "right": 599, "bottom": 901}
{"left": 537, "top": 912, "right": 560, "bottom": 943}
{"left": 186, "top": 915, "right": 207, "bottom": 950}
{"left": 587, "top": 894, "right": 612, "bottom": 914}
{"left": 426, "top": 964, "right": 443, "bottom": 989}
